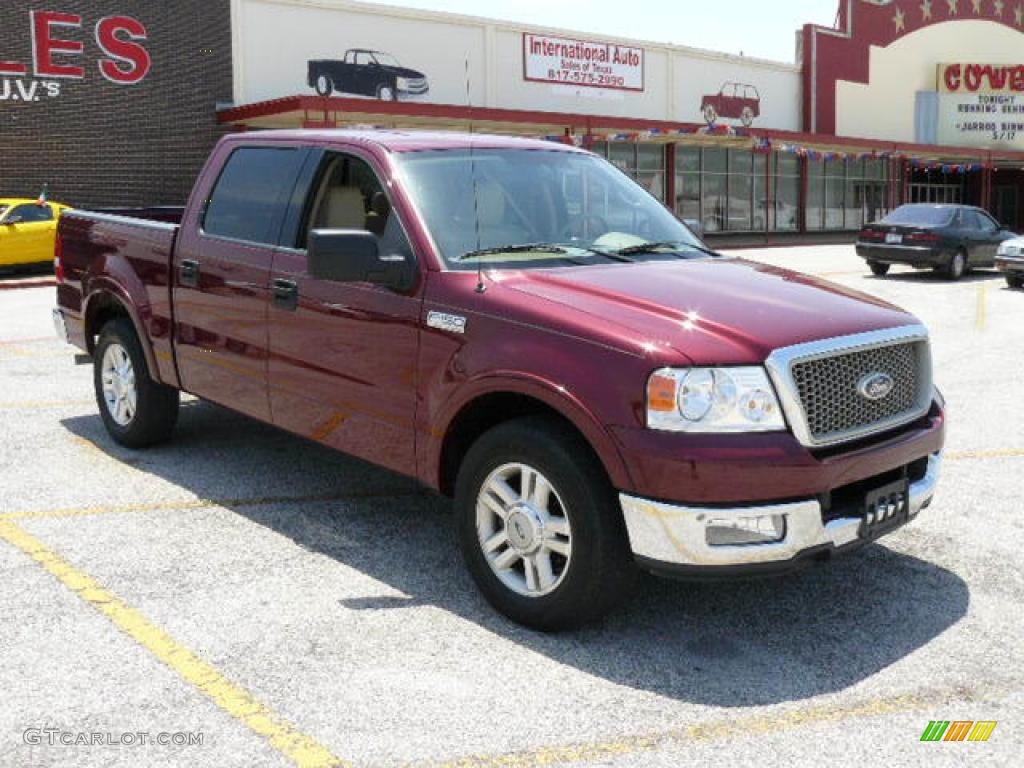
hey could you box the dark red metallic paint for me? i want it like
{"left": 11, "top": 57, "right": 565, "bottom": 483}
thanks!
{"left": 56, "top": 130, "right": 944, "bottom": 509}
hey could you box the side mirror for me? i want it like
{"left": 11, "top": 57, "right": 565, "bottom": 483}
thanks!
{"left": 683, "top": 218, "right": 705, "bottom": 240}
{"left": 308, "top": 229, "right": 414, "bottom": 290}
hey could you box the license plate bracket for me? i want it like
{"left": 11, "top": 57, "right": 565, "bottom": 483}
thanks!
{"left": 861, "top": 478, "right": 910, "bottom": 540}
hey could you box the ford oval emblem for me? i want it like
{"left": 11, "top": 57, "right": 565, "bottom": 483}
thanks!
{"left": 858, "top": 372, "right": 895, "bottom": 401}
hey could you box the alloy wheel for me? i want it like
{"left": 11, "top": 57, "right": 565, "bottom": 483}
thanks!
{"left": 475, "top": 462, "right": 573, "bottom": 597}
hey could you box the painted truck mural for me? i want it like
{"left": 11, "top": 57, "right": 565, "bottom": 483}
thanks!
{"left": 308, "top": 49, "right": 429, "bottom": 100}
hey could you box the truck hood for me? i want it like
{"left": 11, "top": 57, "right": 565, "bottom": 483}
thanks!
{"left": 383, "top": 65, "right": 426, "bottom": 79}
{"left": 493, "top": 258, "right": 918, "bottom": 364}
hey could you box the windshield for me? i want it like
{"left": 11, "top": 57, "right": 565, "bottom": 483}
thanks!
{"left": 394, "top": 148, "right": 704, "bottom": 270}
{"left": 372, "top": 52, "right": 401, "bottom": 68}
{"left": 882, "top": 205, "right": 955, "bottom": 228}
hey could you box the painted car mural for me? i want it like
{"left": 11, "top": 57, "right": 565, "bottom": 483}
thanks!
{"left": 308, "top": 49, "right": 429, "bottom": 101}
{"left": 701, "top": 82, "right": 761, "bottom": 127}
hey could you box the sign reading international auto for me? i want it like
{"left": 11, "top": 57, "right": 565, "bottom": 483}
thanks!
{"left": 936, "top": 63, "right": 1024, "bottom": 149}
{"left": 523, "top": 33, "right": 644, "bottom": 92}
{"left": 0, "top": 9, "right": 151, "bottom": 103}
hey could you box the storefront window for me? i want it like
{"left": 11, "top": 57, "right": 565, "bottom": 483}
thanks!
{"left": 676, "top": 148, "right": 803, "bottom": 234}
{"left": 806, "top": 159, "right": 824, "bottom": 231}
{"left": 636, "top": 144, "right": 665, "bottom": 200}
{"left": 702, "top": 148, "right": 728, "bottom": 232}
{"left": 774, "top": 154, "right": 800, "bottom": 231}
{"left": 753, "top": 153, "right": 768, "bottom": 231}
{"left": 674, "top": 147, "right": 701, "bottom": 223}
{"left": 727, "top": 150, "right": 753, "bottom": 231}
{"left": 824, "top": 159, "right": 845, "bottom": 230}
{"left": 597, "top": 142, "right": 666, "bottom": 201}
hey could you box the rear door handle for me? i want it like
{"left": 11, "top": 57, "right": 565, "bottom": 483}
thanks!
{"left": 180, "top": 259, "right": 200, "bottom": 287}
{"left": 273, "top": 278, "right": 299, "bottom": 311}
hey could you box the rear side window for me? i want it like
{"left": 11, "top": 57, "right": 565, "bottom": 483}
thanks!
{"left": 204, "top": 147, "right": 306, "bottom": 246}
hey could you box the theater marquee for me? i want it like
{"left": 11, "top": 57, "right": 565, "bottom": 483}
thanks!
{"left": 937, "top": 63, "right": 1024, "bottom": 150}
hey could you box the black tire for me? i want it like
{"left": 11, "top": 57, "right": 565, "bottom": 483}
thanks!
{"left": 941, "top": 249, "right": 967, "bottom": 281}
{"left": 455, "top": 416, "right": 637, "bottom": 631}
{"left": 377, "top": 83, "right": 397, "bottom": 101}
{"left": 868, "top": 261, "right": 890, "bottom": 276}
{"left": 94, "top": 318, "right": 179, "bottom": 448}
{"left": 1008, "top": 274, "right": 1024, "bottom": 290}
{"left": 314, "top": 73, "right": 333, "bottom": 96}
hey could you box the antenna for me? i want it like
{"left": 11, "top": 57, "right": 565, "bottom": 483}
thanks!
{"left": 465, "top": 55, "right": 486, "bottom": 294}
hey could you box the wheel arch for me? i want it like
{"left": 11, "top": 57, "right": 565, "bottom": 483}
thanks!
{"left": 433, "top": 379, "right": 634, "bottom": 498}
{"left": 83, "top": 288, "right": 162, "bottom": 383}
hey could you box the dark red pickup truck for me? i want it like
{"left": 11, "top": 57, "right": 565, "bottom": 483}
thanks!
{"left": 53, "top": 130, "right": 944, "bottom": 629}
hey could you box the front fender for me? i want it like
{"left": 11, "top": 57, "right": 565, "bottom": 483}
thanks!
{"left": 424, "top": 371, "right": 637, "bottom": 494}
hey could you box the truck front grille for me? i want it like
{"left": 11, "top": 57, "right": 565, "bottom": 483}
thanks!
{"left": 792, "top": 342, "right": 921, "bottom": 442}
{"left": 765, "top": 326, "right": 933, "bottom": 448}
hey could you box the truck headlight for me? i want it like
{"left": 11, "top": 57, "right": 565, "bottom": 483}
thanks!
{"left": 647, "top": 367, "right": 786, "bottom": 433}
{"left": 396, "top": 77, "right": 410, "bottom": 90}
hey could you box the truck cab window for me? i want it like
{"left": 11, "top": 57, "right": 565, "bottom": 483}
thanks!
{"left": 303, "top": 154, "right": 413, "bottom": 262}
{"left": 203, "top": 147, "right": 306, "bottom": 246}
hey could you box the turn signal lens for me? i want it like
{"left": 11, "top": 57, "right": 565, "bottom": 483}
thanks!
{"left": 647, "top": 374, "right": 678, "bottom": 412}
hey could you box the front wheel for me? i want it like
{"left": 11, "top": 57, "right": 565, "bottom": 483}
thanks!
{"left": 1008, "top": 274, "right": 1024, "bottom": 289}
{"left": 377, "top": 84, "right": 397, "bottom": 101}
{"left": 455, "top": 417, "right": 636, "bottom": 631}
{"left": 740, "top": 106, "right": 755, "bottom": 127}
{"left": 868, "top": 261, "right": 890, "bottom": 276}
{"left": 94, "top": 318, "right": 179, "bottom": 448}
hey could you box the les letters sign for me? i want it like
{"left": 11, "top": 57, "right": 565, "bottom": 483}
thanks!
{"left": 523, "top": 33, "right": 644, "bottom": 92}
{"left": 0, "top": 9, "right": 151, "bottom": 103}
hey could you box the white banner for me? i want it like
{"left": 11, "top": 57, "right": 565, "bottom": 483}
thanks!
{"left": 522, "top": 33, "right": 644, "bottom": 92}
{"left": 937, "top": 92, "right": 1024, "bottom": 149}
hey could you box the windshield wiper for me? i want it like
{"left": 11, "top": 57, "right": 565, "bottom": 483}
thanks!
{"left": 454, "top": 242, "right": 636, "bottom": 265}
{"left": 615, "top": 241, "right": 721, "bottom": 259}
{"left": 454, "top": 243, "right": 571, "bottom": 261}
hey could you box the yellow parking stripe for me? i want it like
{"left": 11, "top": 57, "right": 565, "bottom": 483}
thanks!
{"left": 0, "top": 489, "right": 425, "bottom": 522}
{"left": 976, "top": 285, "right": 988, "bottom": 331}
{"left": 0, "top": 519, "right": 346, "bottom": 768}
{"left": 416, "top": 684, "right": 1010, "bottom": 768}
{"left": 946, "top": 448, "right": 1024, "bottom": 461}
{"left": 0, "top": 399, "right": 94, "bottom": 409}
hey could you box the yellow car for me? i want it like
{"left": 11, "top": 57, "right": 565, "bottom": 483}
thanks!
{"left": 0, "top": 198, "right": 72, "bottom": 268}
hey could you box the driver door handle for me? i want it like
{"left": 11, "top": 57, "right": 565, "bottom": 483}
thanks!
{"left": 273, "top": 278, "right": 299, "bottom": 311}
{"left": 180, "top": 259, "right": 200, "bottom": 287}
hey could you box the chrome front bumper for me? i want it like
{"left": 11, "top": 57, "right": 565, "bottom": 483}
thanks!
{"left": 620, "top": 452, "right": 941, "bottom": 570}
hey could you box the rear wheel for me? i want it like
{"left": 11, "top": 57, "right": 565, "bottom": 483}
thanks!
{"left": 940, "top": 249, "right": 967, "bottom": 281}
{"left": 94, "top": 319, "right": 179, "bottom": 448}
{"left": 455, "top": 416, "right": 636, "bottom": 631}
{"left": 702, "top": 104, "right": 717, "bottom": 125}
{"left": 868, "top": 261, "right": 890, "bottom": 277}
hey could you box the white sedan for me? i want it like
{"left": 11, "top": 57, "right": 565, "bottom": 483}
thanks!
{"left": 996, "top": 236, "right": 1024, "bottom": 289}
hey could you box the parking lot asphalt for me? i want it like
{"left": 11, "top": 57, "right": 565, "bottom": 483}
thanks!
{"left": 1, "top": 246, "right": 1022, "bottom": 767}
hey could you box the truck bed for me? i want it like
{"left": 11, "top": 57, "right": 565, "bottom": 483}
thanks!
{"left": 56, "top": 207, "right": 182, "bottom": 388}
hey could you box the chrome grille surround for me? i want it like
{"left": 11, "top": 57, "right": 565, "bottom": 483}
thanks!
{"left": 764, "top": 325, "right": 933, "bottom": 448}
